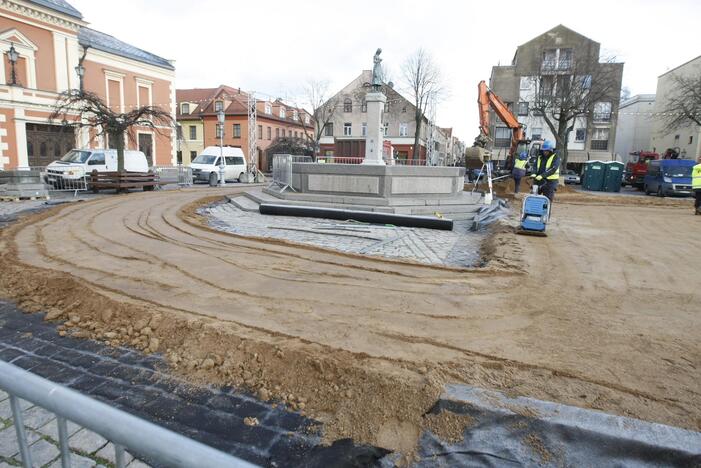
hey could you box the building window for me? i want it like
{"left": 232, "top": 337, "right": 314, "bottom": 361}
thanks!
{"left": 214, "top": 101, "right": 223, "bottom": 112}
{"left": 517, "top": 102, "right": 529, "bottom": 116}
{"left": 292, "top": 110, "right": 299, "bottom": 121}
{"left": 258, "top": 125, "right": 263, "bottom": 139}
{"left": 190, "top": 151, "right": 197, "bottom": 161}
{"left": 189, "top": 126, "right": 197, "bottom": 140}
{"left": 215, "top": 125, "right": 223, "bottom": 139}
{"left": 343, "top": 123, "right": 352, "bottom": 136}
{"left": 176, "top": 125, "right": 183, "bottom": 140}
{"left": 176, "top": 150, "right": 182, "bottom": 164}
{"left": 282, "top": 129, "right": 286, "bottom": 137}
{"left": 343, "top": 98, "right": 352, "bottom": 113}
{"left": 324, "top": 123, "right": 333, "bottom": 136}
{"left": 181, "top": 103, "right": 190, "bottom": 114}
{"left": 674, "top": 134, "right": 679, "bottom": 143}
{"left": 399, "top": 123, "right": 408, "bottom": 137}
{"left": 304, "top": 114, "right": 310, "bottom": 125}
{"left": 384, "top": 101, "right": 390, "bottom": 112}
{"left": 593, "top": 102, "right": 612, "bottom": 122}
{"left": 267, "top": 126, "right": 272, "bottom": 140}
{"left": 361, "top": 101, "right": 367, "bottom": 113}
{"left": 591, "top": 128, "right": 610, "bottom": 150}
{"left": 575, "top": 128, "right": 586, "bottom": 142}
{"left": 275, "top": 128, "right": 280, "bottom": 138}
{"left": 519, "top": 76, "right": 532, "bottom": 90}
{"left": 689, "top": 136, "right": 693, "bottom": 145}
{"left": 361, "top": 123, "right": 367, "bottom": 136}
{"left": 382, "top": 122, "right": 389, "bottom": 136}
{"left": 542, "top": 48, "right": 573, "bottom": 71}
{"left": 233, "top": 124, "right": 241, "bottom": 138}
{"left": 531, "top": 128, "right": 543, "bottom": 140}
{"left": 280, "top": 107, "right": 286, "bottom": 118}
{"left": 402, "top": 106, "right": 407, "bottom": 113}
{"left": 265, "top": 102, "right": 272, "bottom": 114}
{"left": 494, "top": 126, "right": 511, "bottom": 148}
{"left": 294, "top": 131, "right": 298, "bottom": 138}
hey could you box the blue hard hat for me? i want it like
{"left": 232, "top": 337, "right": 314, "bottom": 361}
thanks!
{"left": 541, "top": 140, "right": 554, "bottom": 151}
{"left": 519, "top": 151, "right": 528, "bottom": 159}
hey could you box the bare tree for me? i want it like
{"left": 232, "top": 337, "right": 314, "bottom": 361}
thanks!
{"left": 401, "top": 48, "right": 443, "bottom": 160}
{"left": 50, "top": 90, "right": 174, "bottom": 172}
{"left": 660, "top": 74, "right": 701, "bottom": 132}
{"left": 298, "top": 79, "right": 339, "bottom": 158}
{"left": 526, "top": 56, "right": 622, "bottom": 167}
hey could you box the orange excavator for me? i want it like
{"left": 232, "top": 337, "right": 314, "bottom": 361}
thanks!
{"left": 466, "top": 81, "right": 531, "bottom": 165}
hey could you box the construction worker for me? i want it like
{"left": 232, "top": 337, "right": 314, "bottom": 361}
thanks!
{"left": 693, "top": 155, "right": 701, "bottom": 215}
{"left": 512, "top": 151, "right": 529, "bottom": 193}
{"left": 533, "top": 140, "right": 560, "bottom": 202}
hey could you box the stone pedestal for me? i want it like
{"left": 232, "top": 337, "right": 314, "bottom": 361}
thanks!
{"left": 363, "top": 92, "right": 386, "bottom": 165}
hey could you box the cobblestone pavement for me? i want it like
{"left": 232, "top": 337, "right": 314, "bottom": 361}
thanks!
{"left": 204, "top": 202, "right": 486, "bottom": 267}
{"left": 0, "top": 301, "right": 387, "bottom": 467}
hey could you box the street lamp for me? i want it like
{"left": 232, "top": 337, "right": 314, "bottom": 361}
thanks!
{"left": 217, "top": 110, "right": 226, "bottom": 187}
{"left": 6, "top": 43, "right": 19, "bottom": 86}
{"left": 75, "top": 63, "right": 85, "bottom": 93}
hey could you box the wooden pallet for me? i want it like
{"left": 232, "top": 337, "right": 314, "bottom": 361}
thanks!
{"left": 0, "top": 194, "right": 50, "bottom": 202}
{"left": 89, "top": 171, "right": 162, "bottom": 193}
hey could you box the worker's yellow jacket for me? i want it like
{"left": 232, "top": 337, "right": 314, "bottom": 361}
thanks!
{"left": 693, "top": 163, "right": 701, "bottom": 190}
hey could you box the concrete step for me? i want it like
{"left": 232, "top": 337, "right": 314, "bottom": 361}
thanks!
{"left": 229, "top": 195, "right": 260, "bottom": 212}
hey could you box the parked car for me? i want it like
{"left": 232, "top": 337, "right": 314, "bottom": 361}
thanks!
{"left": 643, "top": 159, "right": 696, "bottom": 197}
{"left": 563, "top": 170, "right": 581, "bottom": 185}
{"left": 46, "top": 149, "right": 148, "bottom": 187}
{"left": 191, "top": 146, "right": 247, "bottom": 186}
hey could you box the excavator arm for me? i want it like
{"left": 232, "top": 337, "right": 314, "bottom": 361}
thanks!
{"left": 477, "top": 80, "right": 525, "bottom": 157}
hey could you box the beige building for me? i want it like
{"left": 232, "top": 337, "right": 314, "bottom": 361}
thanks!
{"left": 0, "top": 0, "right": 177, "bottom": 170}
{"left": 650, "top": 55, "right": 701, "bottom": 160}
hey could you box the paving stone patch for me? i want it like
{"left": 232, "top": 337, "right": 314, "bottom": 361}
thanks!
{"left": 204, "top": 202, "right": 486, "bottom": 267}
{"left": 68, "top": 428, "right": 109, "bottom": 455}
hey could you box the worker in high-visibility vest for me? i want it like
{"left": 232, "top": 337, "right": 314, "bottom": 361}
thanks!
{"left": 512, "top": 151, "right": 529, "bottom": 193}
{"left": 693, "top": 155, "right": 701, "bottom": 215}
{"left": 532, "top": 140, "right": 561, "bottom": 202}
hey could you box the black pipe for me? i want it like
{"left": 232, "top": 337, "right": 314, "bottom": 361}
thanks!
{"left": 258, "top": 203, "right": 453, "bottom": 230}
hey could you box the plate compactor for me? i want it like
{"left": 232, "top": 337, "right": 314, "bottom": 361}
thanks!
{"left": 517, "top": 183, "right": 551, "bottom": 237}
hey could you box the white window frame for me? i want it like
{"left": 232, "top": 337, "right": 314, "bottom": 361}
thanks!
{"left": 265, "top": 102, "right": 272, "bottom": 115}
{"left": 382, "top": 122, "right": 389, "bottom": 136}
{"left": 399, "top": 123, "right": 408, "bottom": 137}
{"left": 361, "top": 123, "right": 367, "bottom": 136}
{"left": 279, "top": 107, "right": 286, "bottom": 118}
{"left": 181, "top": 103, "right": 190, "bottom": 115}
{"left": 343, "top": 123, "right": 352, "bottom": 136}
{"left": 214, "top": 101, "right": 224, "bottom": 112}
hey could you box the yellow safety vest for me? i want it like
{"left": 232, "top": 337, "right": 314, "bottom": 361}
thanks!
{"left": 693, "top": 163, "right": 701, "bottom": 190}
{"left": 537, "top": 153, "right": 560, "bottom": 180}
{"left": 514, "top": 158, "right": 527, "bottom": 170}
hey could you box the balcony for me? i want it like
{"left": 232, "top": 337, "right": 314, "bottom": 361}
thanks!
{"left": 590, "top": 140, "right": 609, "bottom": 151}
{"left": 593, "top": 112, "right": 612, "bottom": 123}
{"left": 540, "top": 60, "right": 574, "bottom": 74}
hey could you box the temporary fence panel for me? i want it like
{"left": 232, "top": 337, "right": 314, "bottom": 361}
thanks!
{"left": 270, "top": 154, "right": 295, "bottom": 192}
{"left": 17, "top": 166, "right": 88, "bottom": 196}
{"left": 151, "top": 165, "right": 193, "bottom": 187}
{"left": 0, "top": 360, "right": 256, "bottom": 468}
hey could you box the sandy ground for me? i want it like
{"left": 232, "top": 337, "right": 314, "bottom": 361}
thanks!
{"left": 0, "top": 188, "right": 699, "bottom": 456}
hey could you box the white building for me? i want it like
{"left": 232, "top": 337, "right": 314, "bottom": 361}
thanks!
{"left": 614, "top": 94, "right": 655, "bottom": 163}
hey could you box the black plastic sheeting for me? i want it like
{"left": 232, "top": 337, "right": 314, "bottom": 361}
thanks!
{"left": 400, "top": 385, "right": 701, "bottom": 467}
{"left": 259, "top": 203, "right": 454, "bottom": 230}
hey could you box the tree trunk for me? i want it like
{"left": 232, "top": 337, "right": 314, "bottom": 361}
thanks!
{"left": 556, "top": 118, "right": 570, "bottom": 170}
{"left": 114, "top": 131, "right": 125, "bottom": 173}
{"left": 412, "top": 111, "right": 422, "bottom": 160}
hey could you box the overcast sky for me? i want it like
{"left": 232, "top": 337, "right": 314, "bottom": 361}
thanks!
{"left": 70, "top": 0, "right": 701, "bottom": 141}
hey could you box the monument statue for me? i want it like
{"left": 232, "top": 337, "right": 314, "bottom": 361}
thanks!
{"left": 371, "top": 48, "right": 383, "bottom": 92}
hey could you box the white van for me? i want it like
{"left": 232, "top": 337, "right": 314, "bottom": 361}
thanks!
{"left": 46, "top": 149, "right": 149, "bottom": 186}
{"left": 190, "top": 146, "right": 247, "bottom": 186}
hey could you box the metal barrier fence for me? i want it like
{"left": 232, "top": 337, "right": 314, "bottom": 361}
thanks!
{"left": 0, "top": 360, "right": 255, "bottom": 468}
{"left": 16, "top": 166, "right": 88, "bottom": 196}
{"left": 151, "top": 165, "right": 193, "bottom": 187}
{"left": 269, "top": 154, "right": 312, "bottom": 192}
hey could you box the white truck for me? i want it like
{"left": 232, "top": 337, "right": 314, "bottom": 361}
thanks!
{"left": 190, "top": 146, "right": 247, "bottom": 186}
{"left": 46, "top": 149, "right": 149, "bottom": 188}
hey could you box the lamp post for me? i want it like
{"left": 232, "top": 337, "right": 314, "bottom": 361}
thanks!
{"left": 217, "top": 110, "right": 226, "bottom": 187}
{"left": 75, "top": 63, "right": 85, "bottom": 93}
{"left": 6, "top": 43, "right": 19, "bottom": 86}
